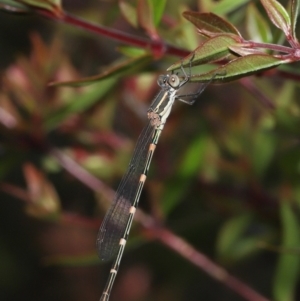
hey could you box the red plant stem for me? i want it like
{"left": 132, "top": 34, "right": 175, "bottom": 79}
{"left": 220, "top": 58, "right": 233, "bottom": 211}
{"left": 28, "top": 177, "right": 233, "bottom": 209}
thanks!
{"left": 38, "top": 10, "right": 190, "bottom": 58}
{"left": 148, "top": 227, "right": 271, "bottom": 301}
{"left": 0, "top": 182, "right": 30, "bottom": 202}
{"left": 49, "top": 148, "right": 115, "bottom": 201}
{"left": 278, "top": 69, "right": 300, "bottom": 81}
{"left": 247, "top": 41, "right": 293, "bottom": 54}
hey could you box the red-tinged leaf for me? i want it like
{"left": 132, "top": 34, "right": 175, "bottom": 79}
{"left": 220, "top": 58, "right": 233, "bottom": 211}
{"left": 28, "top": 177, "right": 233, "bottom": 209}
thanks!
{"left": 137, "top": 0, "right": 159, "bottom": 40}
{"left": 246, "top": 3, "right": 272, "bottom": 43}
{"left": 0, "top": 92, "right": 20, "bottom": 128}
{"left": 49, "top": 55, "right": 150, "bottom": 87}
{"left": 260, "top": 0, "right": 291, "bottom": 37}
{"left": 119, "top": 0, "right": 138, "bottom": 28}
{"left": 189, "top": 54, "right": 285, "bottom": 83}
{"left": 183, "top": 11, "right": 242, "bottom": 37}
{"left": 291, "top": 0, "right": 300, "bottom": 40}
{"left": 23, "top": 163, "right": 61, "bottom": 219}
{"left": 167, "top": 34, "right": 241, "bottom": 71}
{"left": 0, "top": 0, "right": 30, "bottom": 12}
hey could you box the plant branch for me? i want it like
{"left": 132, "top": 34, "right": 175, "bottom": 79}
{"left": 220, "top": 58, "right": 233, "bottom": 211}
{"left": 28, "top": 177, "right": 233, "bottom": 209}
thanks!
{"left": 49, "top": 148, "right": 115, "bottom": 201}
{"left": 247, "top": 41, "right": 294, "bottom": 54}
{"left": 146, "top": 227, "right": 271, "bottom": 301}
{"left": 37, "top": 9, "right": 190, "bottom": 58}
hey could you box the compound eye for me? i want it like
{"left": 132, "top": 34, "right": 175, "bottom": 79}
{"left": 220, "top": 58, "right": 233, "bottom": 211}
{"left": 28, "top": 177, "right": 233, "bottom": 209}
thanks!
{"left": 157, "top": 75, "right": 167, "bottom": 87}
{"left": 168, "top": 74, "right": 180, "bottom": 88}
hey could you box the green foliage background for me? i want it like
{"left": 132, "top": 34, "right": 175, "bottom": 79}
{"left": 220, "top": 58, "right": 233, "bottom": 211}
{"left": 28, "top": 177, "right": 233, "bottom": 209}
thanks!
{"left": 0, "top": 1, "right": 300, "bottom": 301}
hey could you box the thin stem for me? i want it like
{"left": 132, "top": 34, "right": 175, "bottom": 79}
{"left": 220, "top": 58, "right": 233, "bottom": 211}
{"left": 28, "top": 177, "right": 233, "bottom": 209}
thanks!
{"left": 148, "top": 228, "right": 271, "bottom": 301}
{"left": 246, "top": 41, "right": 293, "bottom": 54}
{"left": 0, "top": 182, "right": 30, "bottom": 202}
{"left": 37, "top": 9, "right": 190, "bottom": 58}
{"left": 49, "top": 148, "right": 115, "bottom": 201}
{"left": 286, "top": 33, "right": 300, "bottom": 49}
{"left": 278, "top": 69, "right": 300, "bottom": 81}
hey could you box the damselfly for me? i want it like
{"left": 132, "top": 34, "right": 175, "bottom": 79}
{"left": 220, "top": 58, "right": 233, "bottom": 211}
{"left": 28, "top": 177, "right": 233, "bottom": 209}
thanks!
{"left": 97, "top": 64, "right": 210, "bottom": 301}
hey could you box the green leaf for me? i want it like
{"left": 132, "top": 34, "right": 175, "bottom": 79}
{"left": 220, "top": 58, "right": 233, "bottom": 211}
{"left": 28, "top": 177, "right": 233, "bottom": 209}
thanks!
{"left": 261, "top": 0, "right": 291, "bottom": 37}
{"left": 17, "top": 0, "right": 63, "bottom": 16}
{"left": 167, "top": 34, "right": 241, "bottom": 71}
{"left": 172, "top": 6, "right": 201, "bottom": 50}
{"left": 189, "top": 54, "right": 285, "bottom": 83}
{"left": 199, "top": 0, "right": 250, "bottom": 14}
{"left": 246, "top": 3, "right": 272, "bottom": 43}
{"left": 121, "top": 0, "right": 165, "bottom": 40}
{"left": 137, "top": 0, "right": 159, "bottom": 40}
{"left": 119, "top": 0, "right": 138, "bottom": 28}
{"left": 117, "top": 46, "right": 148, "bottom": 57}
{"left": 0, "top": 0, "right": 30, "bottom": 12}
{"left": 183, "top": 11, "right": 242, "bottom": 37}
{"left": 162, "top": 135, "right": 208, "bottom": 214}
{"left": 251, "top": 130, "right": 276, "bottom": 177}
{"left": 273, "top": 201, "right": 300, "bottom": 301}
{"left": 212, "top": 0, "right": 251, "bottom": 15}
{"left": 177, "top": 136, "right": 207, "bottom": 178}
{"left": 49, "top": 55, "right": 150, "bottom": 87}
{"left": 151, "top": 0, "right": 166, "bottom": 25}
{"left": 277, "top": 143, "right": 300, "bottom": 183}
{"left": 217, "top": 214, "right": 252, "bottom": 255}
{"left": 291, "top": 0, "right": 300, "bottom": 39}
{"left": 45, "top": 77, "right": 118, "bottom": 130}
{"left": 216, "top": 214, "right": 260, "bottom": 263}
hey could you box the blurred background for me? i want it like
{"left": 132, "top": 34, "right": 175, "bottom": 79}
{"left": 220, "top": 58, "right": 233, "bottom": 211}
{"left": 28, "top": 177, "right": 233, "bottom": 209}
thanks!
{"left": 0, "top": 0, "right": 300, "bottom": 301}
